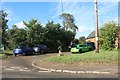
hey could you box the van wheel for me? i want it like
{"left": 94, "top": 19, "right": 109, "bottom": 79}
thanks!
{"left": 79, "top": 49, "right": 82, "bottom": 53}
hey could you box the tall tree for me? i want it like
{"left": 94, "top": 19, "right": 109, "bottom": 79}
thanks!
{"left": 23, "top": 19, "right": 42, "bottom": 46}
{"left": 60, "top": 13, "right": 78, "bottom": 33}
{"left": 0, "top": 10, "right": 8, "bottom": 48}
{"left": 99, "top": 21, "right": 118, "bottom": 50}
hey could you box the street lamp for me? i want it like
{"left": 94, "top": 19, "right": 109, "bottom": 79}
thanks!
{"left": 94, "top": 0, "right": 99, "bottom": 53}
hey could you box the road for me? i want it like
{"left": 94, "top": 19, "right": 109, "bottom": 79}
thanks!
{"left": 1, "top": 53, "right": 119, "bottom": 78}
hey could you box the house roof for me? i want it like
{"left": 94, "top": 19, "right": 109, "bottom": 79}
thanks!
{"left": 86, "top": 31, "right": 95, "bottom": 39}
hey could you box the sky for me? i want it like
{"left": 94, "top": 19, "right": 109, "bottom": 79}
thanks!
{"left": 1, "top": 1, "right": 118, "bottom": 38}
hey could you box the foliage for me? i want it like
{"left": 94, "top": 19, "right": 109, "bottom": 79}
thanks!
{"left": 47, "top": 50, "right": 118, "bottom": 64}
{"left": 7, "top": 27, "right": 27, "bottom": 49}
{"left": 23, "top": 19, "right": 43, "bottom": 46}
{"left": 99, "top": 21, "right": 118, "bottom": 50}
{"left": 60, "top": 13, "right": 78, "bottom": 33}
{"left": 0, "top": 10, "right": 8, "bottom": 48}
{"left": 79, "top": 36, "right": 86, "bottom": 44}
{"left": 72, "top": 38, "right": 79, "bottom": 44}
{"left": 6, "top": 19, "right": 75, "bottom": 52}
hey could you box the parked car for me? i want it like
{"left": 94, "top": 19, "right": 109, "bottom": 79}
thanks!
{"left": 70, "top": 44, "right": 92, "bottom": 53}
{"left": 84, "top": 42, "right": 95, "bottom": 50}
{"left": 13, "top": 46, "right": 34, "bottom": 56}
{"left": 33, "top": 44, "right": 49, "bottom": 54}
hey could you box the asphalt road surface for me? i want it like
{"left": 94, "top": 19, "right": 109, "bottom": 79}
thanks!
{"left": 1, "top": 53, "right": 119, "bottom": 79}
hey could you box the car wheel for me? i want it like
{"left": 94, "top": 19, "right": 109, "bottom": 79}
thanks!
{"left": 41, "top": 51, "right": 44, "bottom": 54}
{"left": 89, "top": 48, "right": 92, "bottom": 51}
{"left": 22, "top": 53, "right": 26, "bottom": 56}
{"left": 79, "top": 49, "right": 82, "bottom": 53}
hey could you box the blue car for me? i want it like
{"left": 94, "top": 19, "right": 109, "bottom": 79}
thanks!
{"left": 33, "top": 44, "right": 49, "bottom": 54}
{"left": 13, "top": 46, "right": 34, "bottom": 56}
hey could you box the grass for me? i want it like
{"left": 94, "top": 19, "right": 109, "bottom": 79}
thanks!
{"left": 47, "top": 49, "right": 118, "bottom": 64}
{"left": 2, "top": 50, "right": 13, "bottom": 55}
{"left": 0, "top": 50, "right": 13, "bottom": 59}
{"left": 0, "top": 54, "right": 6, "bottom": 59}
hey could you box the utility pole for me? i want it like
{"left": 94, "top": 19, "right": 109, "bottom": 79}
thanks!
{"left": 94, "top": 0, "right": 99, "bottom": 53}
{"left": 60, "top": 0, "right": 64, "bottom": 14}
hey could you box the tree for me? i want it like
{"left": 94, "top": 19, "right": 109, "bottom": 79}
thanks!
{"left": 60, "top": 13, "right": 78, "bottom": 33}
{"left": 99, "top": 21, "right": 118, "bottom": 50}
{"left": 23, "top": 19, "right": 42, "bottom": 46}
{"left": 79, "top": 36, "right": 86, "bottom": 44}
{"left": 44, "top": 21, "right": 75, "bottom": 52}
{"left": 0, "top": 10, "right": 8, "bottom": 48}
{"left": 7, "top": 27, "right": 27, "bottom": 49}
{"left": 72, "top": 38, "right": 79, "bottom": 44}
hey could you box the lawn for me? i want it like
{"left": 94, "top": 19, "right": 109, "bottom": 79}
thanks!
{"left": 47, "top": 49, "right": 118, "bottom": 64}
{"left": 0, "top": 54, "right": 6, "bottom": 59}
{"left": 0, "top": 50, "right": 13, "bottom": 59}
{"left": 2, "top": 50, "right": 13, "bottom": 55}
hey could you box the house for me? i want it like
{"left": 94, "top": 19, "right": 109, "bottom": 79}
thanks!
{"left": 86, "top": 30, "right": 120, "bottom": 48}
{"left": 86, "top": 31, "right": 95, "bottom": 42}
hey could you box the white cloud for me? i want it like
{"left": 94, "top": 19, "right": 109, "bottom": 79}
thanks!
{"left": 14, "top": 21, "right": 26, "bottom": 29}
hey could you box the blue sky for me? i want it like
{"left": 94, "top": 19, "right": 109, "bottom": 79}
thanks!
{"left": 1, "top": 2, "right": 118, "bottom": 38}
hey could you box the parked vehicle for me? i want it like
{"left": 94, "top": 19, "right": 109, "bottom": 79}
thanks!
{"left": 85, "top": 42, "right": 95, "bottom": 50}
{"left": 33, "top": 44, "right": 49, "bottom": 54}
{"left": 70, "top": 44, "right": 92, "bottom": 53}
{"left": 13, "top": 46, "right": 34, "bottom": 56}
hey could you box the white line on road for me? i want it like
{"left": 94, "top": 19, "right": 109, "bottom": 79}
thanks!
{"left": 10, "top": 67, "right": 21, "bottom": 69}
{"left": 5, "top": 68, "right": 15, "bottom": 71}
{"left": 19, "top": 69, "right": 31, "bottom": 72}
{"left": 24, "top": 68, "right": 29, "bottom": 69}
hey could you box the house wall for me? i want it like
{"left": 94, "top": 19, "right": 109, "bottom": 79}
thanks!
{"left": 86, "top": 38, "right": 96, "bottom": 43}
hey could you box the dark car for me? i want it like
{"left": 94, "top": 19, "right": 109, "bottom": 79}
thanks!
{"left": 33, "top": 44, "right": 49, "bottom": 54}
{"left": 85, "top": 42, "right": 95, "bottom": 50}
{"left": 13, "top": 46, "right": 34, "bottom": 56}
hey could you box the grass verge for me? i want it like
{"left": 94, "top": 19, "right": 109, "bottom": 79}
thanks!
{"left": 47, "top": 50, "right": 118, "bottom": 64}
{"left": 0, "top": 54, "right": 6, "bottom": 59}
{"left": 2, "top": 50, "right": 13, "bottom": 55}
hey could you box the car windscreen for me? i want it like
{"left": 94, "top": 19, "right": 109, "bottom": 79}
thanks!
{"left": 71, "top": 45, "right": 77, "bottom": 48}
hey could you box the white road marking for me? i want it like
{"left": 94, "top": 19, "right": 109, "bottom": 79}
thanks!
{"left": 5, "top": 68, "right": 15, "bottom": 71}
{"left": 24, "top": 68, "right": 29, "bottom": 69}
{"left": 77, "top": 71, "right": 85, "bottom": 74}
{"left": 69, "top": 71, "right": 77, "bottom": 74}
{"left": 10, "top": 67, "right": 21, "bottom": 69}
{"left": 92, "top": 71, "right": 101, "bottom": 74}
{"left": 50, "top": 69, "right": 56, "bottom": 72}
{"left": 63, "top": 70, "right": 70, "bottom": 73}
{"left": 38, "top": 71, "right": 51, "bottom": 73}
{"left": 19, "top": 69, "right": 31, "bottom": 72}
{"left": 56, "top": 70, "right": 62, "bottom": 72}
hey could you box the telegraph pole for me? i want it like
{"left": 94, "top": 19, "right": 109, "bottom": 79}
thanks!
{"left": 60, "top": 0, "right": 64, "bottom": 14}
{"left": 94, "top": 0, "right": 99, "bottom": 53}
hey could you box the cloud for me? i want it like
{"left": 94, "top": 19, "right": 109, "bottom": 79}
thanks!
{"left": 14, "top": 21, "right": 26, "bottom": 29}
